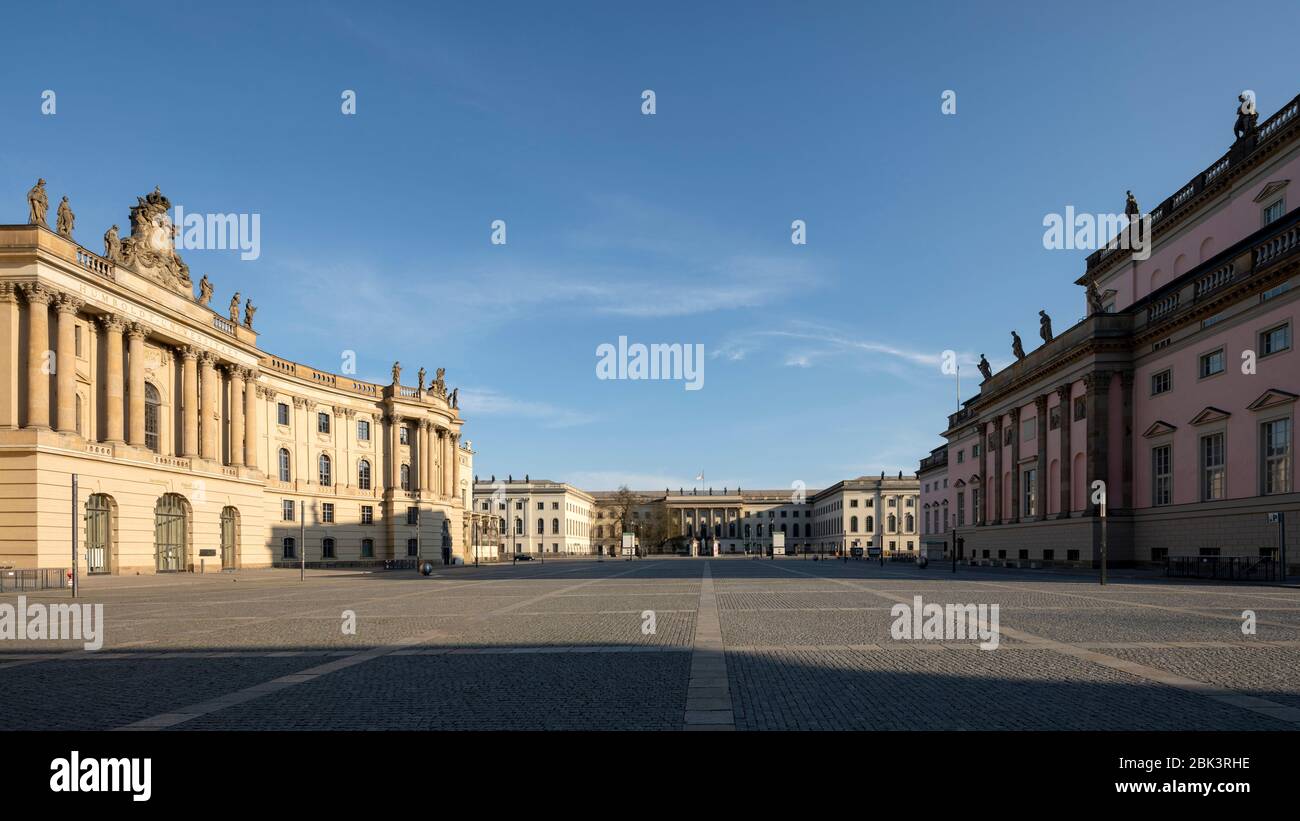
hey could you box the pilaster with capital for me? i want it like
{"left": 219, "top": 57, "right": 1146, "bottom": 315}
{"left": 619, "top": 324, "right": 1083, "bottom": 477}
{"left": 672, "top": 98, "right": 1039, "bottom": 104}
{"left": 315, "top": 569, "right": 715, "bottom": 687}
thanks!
{"left": 991, "top": 417, "right": 1004, "bottom": 525}
{"left": 1009, "top": 407, "right": 1021, "bottom": 522}
{"left": 20, "top": 283, "right": 56, "bottom": 429}
{"left": 179, "top": 346, "right": 199, "bottom": 457}
{"left": 1034, "top": 394, "right": 1049, "bottom": 519}
{"left": 1055, "top": 383, "right": 1073, "bottom": 518}
{"left": 98, "top": 315, "right": 128, "bottom": 443}
{"left": 244, "top": 370, "right": 261, "bottom": 471}
{"left": 0, "top": 283, "right": 18, "bottom": 430}
{"left": 1083, "top": 370, "right": 1111, "bottom": 517}
{"left": 198, "top": 351, "right": 219, "bottom": 461}
{"left": 226, "top": 365, "right": 246, "bottom": 466}
{"left": 54, "top": 294, "right": 83, "bottom": 434}
{"left": 125, "top": 322, "right": 148, "bottom": 447}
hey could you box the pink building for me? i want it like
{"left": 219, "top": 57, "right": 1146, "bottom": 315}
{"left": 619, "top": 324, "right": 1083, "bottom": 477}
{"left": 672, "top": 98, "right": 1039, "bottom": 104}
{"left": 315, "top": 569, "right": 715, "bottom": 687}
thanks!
{"left": 926, "top": 93, "right": 1299, "bottom": 572}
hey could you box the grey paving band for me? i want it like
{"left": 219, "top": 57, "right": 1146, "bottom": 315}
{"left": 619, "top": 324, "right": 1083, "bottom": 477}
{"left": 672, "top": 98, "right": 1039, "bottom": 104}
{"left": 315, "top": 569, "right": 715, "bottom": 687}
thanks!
{"left": 117, "top": 563, "right": 651, "bottom": 731}
{"left": 683, "top": 561, "right": 735, "bottom": 731}
{"left": 769, "top": 562, "right": 1300, "bottom": 728}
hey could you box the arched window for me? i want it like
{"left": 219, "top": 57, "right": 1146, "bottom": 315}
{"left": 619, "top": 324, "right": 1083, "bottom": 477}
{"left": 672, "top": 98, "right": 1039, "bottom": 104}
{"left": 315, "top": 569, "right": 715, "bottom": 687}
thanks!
{"left": 319, "top": 454, "right": 332, "bottom": 486}
{"left": 536, "top": 518, "right": 544, "bottom": 535}
{"left": 551, "top": 517, "right": 559, "bottom": 534}
{"left": 865, "top": 516, "right": 874, "bottom": 532}
{"left": 278, "top": 448, "right": 291, "bottom": 482}
{"left": 850, "top": 516, "right": 859, "bottom": 532}
{"left": 792, "top": 523, "right": 800, "bottom": 537}
{"left": 888, "top": 514, "right": 897, "bottom": 532}
{"left": 514, "top": 517, "right": 523, "bottom": 535}
{"left": 400, "top": 464, "right": 411, "bottom": 491}
{"left": 358, "top": 459, "right": 371, "bottom": 490}
{"left": 86, "top": 494, "right": 113, "bottom": 574}
{"left": 144, "top": 383, "right": 161, "bottom": 452}
{"left": 154, "top": 493, "right": 188, "bottom": 572}
{"left": 905, "top": 514, "right": 914, "bottom": 531}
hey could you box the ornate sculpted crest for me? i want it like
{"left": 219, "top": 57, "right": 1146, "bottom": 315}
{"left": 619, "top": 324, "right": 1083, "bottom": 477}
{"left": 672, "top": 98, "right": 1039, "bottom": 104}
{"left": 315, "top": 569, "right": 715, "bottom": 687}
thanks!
{"left": 118, "top": 187, "right": 192, "bottom": 293}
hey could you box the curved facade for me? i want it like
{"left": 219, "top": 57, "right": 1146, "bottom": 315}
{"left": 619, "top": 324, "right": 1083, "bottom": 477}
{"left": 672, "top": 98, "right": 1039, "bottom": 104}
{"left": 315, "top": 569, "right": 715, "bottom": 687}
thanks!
{"left": 0, "top": 188, "right": 472, "bottom": 574}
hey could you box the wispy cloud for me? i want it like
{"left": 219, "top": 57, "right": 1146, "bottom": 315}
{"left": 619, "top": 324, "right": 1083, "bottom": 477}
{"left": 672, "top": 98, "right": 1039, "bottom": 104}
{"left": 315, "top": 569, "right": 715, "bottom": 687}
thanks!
{"left": 458, "top": 386, "right": 596, "bottom": 429}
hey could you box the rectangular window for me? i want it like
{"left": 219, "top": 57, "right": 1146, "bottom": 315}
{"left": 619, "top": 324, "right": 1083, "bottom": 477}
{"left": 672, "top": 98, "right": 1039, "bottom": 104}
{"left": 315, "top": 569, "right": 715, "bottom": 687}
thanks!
{"left": 406, "top": 506, "right": 418, "bottom": 525}
{"left": 956, "top": 450, "right": 964, "bottom": 464}
{"left": 1152, "top": 445, "right": 1172, "bottom": 506}
{"left": 361, "top": 505, "right": 374, "bottom": 524}
{"left": 1201, "top": 432, "right": 1225, "bottom": 501}
{"left": 1067, "top": 549, "right": 1080, "bottom": 561}
{"left": 277, "top": 403, "right": 290, "bottom": 426}
{"left": 318, "top": 412, "right": 330, "bottom": 434}
{"left": 1151, "top": 369, "right": 1171, "bottom": 396}
{"left": 1043, "top": 549, "right": 1054, "bottom": 561}
{"left": 1264, "top": 198, "right": 1285, "bottom": 225}
{"left": 321, "top": 503, "right": 335, "bottom": 523}
{"left": 282, "top": 537, "right": 295, "bottom": 559}
{"left": 407, "top": 538, "right": 418, "bottom": 557}
{"left": 357, "top": 419, "right": 370, "bottom": 441}
{"left": 956, "top": 492, "right": 965, "bottom": 526}
{"left": 972, "top": 488, "right": 981, "bottom": 525}
{"left": 1023, "top": 468, "right": 1037, "bottom": 517}
{"left": 1199, "top": 348, "right": 1225, "bottom": 378}
{"left": 322, "top": 538, "right": 335, "bottom": 559}
{"left": 399, "top": 426, "right": 409, "bottom": 445}
{"left": 282, "top": 500, "right": 295, "bottom": 521}
{"left": 1022, "top": 418, "right": 1036, "bottom": 441}
{"left": 361, "top": 538, "right": 374, "bottom": 558}
{"left": 1260, "top": 324, "right": 1291, "bottom": 357}
{"left": 1262, "top": 418, "right": 1292, "bottom": 495}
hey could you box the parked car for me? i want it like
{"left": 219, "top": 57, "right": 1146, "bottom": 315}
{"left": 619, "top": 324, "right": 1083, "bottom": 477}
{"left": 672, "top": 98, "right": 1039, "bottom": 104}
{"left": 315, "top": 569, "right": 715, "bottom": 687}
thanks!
{"left": 513, "top": 553, "right": 534, "bottom": 561}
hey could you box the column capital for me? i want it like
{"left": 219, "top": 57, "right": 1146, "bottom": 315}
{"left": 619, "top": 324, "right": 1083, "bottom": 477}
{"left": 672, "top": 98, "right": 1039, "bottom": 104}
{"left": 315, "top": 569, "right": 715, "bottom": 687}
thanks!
{"left": 291, "top": 396, "right": 309, "bottom": 409}
{"left": 198, "top": 350, "right": 218, "bottom": 368}
{"left": 19, "top": 282, "right": 55, "bottom": 305}
{"left": 1083, "top": 369, "right": 1111, "bottom": 393}
{"left": 222, "top": 363, "right": 244, "bottom": 379}
{"left": 0, "top": 282, "right": 16, "bottom": 303}
{"left": 1009, "top": 406, "right": 1020, "bottom": 423}
{"left": 99, "top": 314, "right": 128, "bottom": 334}
{"left": 126, "top": 321, "right": 149, "bottom": 340}
{"left": 179, "top": 345, "right": 199, "bottom": 361}
{"left": 255, "top": 385, "right": 276, "bottom": 400}
{"left": 1034, "top": 394, "right": 1049, "bottom": 414}
{"left": 55, "top": 294, "right": 83, "bottom": 314}
{"left": 384, "top": 412, "right": 404, "bottom": 426}
{"left": 1055, "top": 382, "right": 1073, "bottom": 403}
{"left": 418, "top": 418, "right": 432, "bottom": 431}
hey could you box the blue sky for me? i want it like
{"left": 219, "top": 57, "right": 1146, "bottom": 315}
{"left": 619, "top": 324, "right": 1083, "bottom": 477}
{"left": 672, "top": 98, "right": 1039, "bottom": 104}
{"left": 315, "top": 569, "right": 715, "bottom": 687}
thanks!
{"left": 4, "top": 1, "right": 1299, "bottom": 489}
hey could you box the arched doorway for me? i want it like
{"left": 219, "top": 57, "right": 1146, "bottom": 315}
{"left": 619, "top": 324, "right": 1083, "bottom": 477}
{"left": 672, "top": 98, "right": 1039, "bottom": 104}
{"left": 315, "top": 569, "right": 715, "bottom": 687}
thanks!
{"left": 154, "top": 493, "right": 189, "bottom": 572}
{"left": 85, "top": 494, "right": 115, "bottom": 575}
{"left": 220, "top": 506, "right": 239, "bottom": 569}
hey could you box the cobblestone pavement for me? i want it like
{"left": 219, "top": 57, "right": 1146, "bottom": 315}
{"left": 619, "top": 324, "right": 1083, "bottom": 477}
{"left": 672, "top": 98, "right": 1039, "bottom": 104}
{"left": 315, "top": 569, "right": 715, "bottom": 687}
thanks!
{"left": 2, "top": 558, "right": 1298, "bottom": 730}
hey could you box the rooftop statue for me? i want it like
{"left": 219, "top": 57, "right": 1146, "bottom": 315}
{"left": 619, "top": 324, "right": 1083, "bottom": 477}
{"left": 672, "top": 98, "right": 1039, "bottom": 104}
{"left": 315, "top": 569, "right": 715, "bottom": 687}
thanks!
{"left": 229, "top": 292, "right": 241, "bottom": 324}
{"left": 392, "top": 361, "right": 402, "bottom": 385}
{"left": 103, "top": 225, "right": 121, "bottom": 262}
{"left": 1124, "top": 190, "right": 1139, "bottom": 218}
{"left": 1234, "top": 90, "right": 1258, "bottom": 140}
{"left": 417, "top": 367, "right": 427, "bottom": 393}
{"left": 1086, "top": 277, "right": 1104, "bottom": 315}
{"left": 56, "top": 196, "right": 75, "bottom": 238}
{"left": 1011, "top": 331, "right": 1026, "bottom": 361}
{"left": 1039, "top": 310, "right": 1054, "bottom": 344}
{"left": 26, "top": 179, "right": 48, "bottom": 228}
{"left": 977, "top": 354, "right": 993, "bottom": 381}
{"left": 243, "top": 299, "right": 256, "bottom": 329}
{"left": 198, "top": 275, "right": 213, "bottom": 306}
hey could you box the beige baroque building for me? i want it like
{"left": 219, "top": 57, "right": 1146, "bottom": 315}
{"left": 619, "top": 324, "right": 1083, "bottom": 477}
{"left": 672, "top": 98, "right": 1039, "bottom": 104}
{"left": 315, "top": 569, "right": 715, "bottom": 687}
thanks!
{"left": 0, "top": 185, "right": 473, "bottom": 574}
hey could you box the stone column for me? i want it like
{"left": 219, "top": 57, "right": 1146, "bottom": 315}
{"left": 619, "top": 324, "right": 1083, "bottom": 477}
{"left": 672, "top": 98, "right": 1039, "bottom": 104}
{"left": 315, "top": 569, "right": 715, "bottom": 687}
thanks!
{"left": 20, "top": 283, "right": 55, "bottom": 430}
{"left": 180, "top": 347, "right": 199, "bottom": 457}
{"left": 227, "top": 366, "right": 246, "bottom": 466}
{"left": 1084, "top": 370, "right": 1111, "bottom": 517}
{"left": 417, "top": 420, "right": 430, "bottom": 494}
{"left": 387, "top": 413, "right": 403, "bottom": 489}
{"left": 100, "top": 315, "right": 127, "bottom": 443}
{"left": 245, "top": 375, "right": 261, "bottom": 471}
{"left": 978, "top": 422, "right": 989, "bottom": 525}
{"left": 1009, "top": 407, "right": 1021, "bottom": 522}
{"left": 126, "top": 323, "right": 147, "bottom": 446}
{"left": 55, "top": 295, "right": 82, "bottom": 434}
{"left": 199, "top": 352, "right": 219, "bottom": 461}
{"left": 442, "top": 428, "right": 453, "bottom": 497}
{"left": 991, "top": 417, "right": 1004, "bottom": 525}
{"left": 1056, "top": 383, "right": 1072, "bottom": 518}
{"left": 1120, "top": 370, "right": 1134, "bottom": 511}
{"left": 451, "top": 433, "right": 461, "bottom": 501}
{"left": 1034, "top": 394, "right": 1049, "bottom": 519}
{"left": 0, "top": 284, "right": 18, "bottom": 430}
